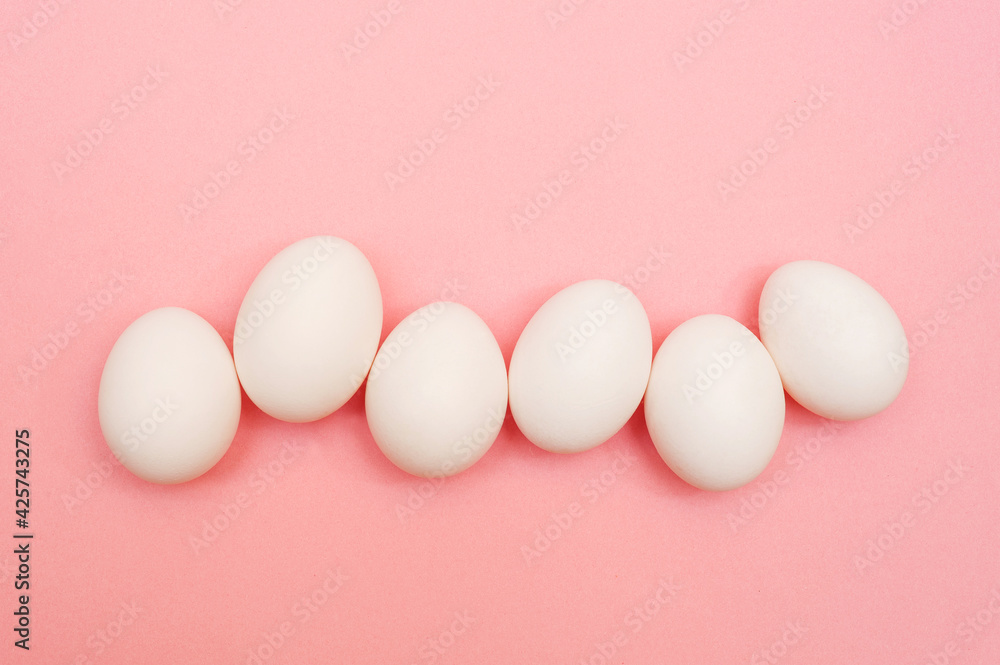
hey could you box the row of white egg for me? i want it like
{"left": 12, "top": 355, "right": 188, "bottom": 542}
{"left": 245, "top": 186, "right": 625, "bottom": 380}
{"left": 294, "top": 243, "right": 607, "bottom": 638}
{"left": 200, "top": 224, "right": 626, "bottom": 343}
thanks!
{"left": 98, "top": 236, "right": 909, "bottom": 489}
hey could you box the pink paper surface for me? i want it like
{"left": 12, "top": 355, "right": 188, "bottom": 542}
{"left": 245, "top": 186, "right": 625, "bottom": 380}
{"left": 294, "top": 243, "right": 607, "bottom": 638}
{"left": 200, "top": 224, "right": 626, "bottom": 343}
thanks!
{"left": 2, "top": 1, "right": 999, "bottom": 663}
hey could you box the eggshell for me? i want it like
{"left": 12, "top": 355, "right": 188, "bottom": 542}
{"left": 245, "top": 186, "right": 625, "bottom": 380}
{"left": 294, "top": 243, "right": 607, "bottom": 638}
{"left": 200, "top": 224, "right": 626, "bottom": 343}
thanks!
{"left": 98, "top": 307, "right": 241, "bottom": 484}
{"left": 644, "top": 314, "right": 785, "bottom": 491}
{"left": 758, "top": 260, "right": 908, "bottom": 420}
{"left": 233, "top": 236, "right": 382, "bottom": 422}
{"left": 365, "top": 302, "right": 507, "bottom": 477}
{"left": 508, "top": 279, "right": 652, "bottom": 454}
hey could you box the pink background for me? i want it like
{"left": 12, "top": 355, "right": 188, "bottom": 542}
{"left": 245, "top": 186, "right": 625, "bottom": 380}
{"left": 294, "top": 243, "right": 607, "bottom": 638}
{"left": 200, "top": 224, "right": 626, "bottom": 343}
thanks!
{"left": 2, "top": 0, "right": 999, "bottom": 663}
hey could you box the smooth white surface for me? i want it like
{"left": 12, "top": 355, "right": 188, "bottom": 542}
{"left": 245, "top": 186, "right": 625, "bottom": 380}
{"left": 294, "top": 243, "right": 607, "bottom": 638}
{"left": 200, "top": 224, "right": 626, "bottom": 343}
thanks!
{"left": 508, "top": 279, "right": 652, "bottom": 454}
{"left": 233, "top": 236, "right": 382, "bottom": 423}
{"left": 365, "top": 302, "right": 507, "bottom": 478}
{"left": 644, "top": 314, "right": 785, "bottom": 491}
{"left": 98, "top": 307, "right": 242, "bottom": 484}
{"left": 758, "top": 260, "right": 909, "bottom": 421}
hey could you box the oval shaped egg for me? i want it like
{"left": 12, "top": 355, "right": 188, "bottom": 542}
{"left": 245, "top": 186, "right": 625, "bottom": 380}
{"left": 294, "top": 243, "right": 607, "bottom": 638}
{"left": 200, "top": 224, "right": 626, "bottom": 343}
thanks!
{"left": 644, "top": 314, "right": 785, "bottom": 491}
{"left": 365, "top": 302, "right": 507, "bottom": 477}
{"left": 98, "top": 307, "right": 241, "bottom": 484}
{"left": 508, "top": 279, "right": 652, "bottom": 454}
{"left": 233, "top": 236, "right": 382, "bottom": 422}
{"left": 758, "top": 260, "right": 908, "bottom": 420}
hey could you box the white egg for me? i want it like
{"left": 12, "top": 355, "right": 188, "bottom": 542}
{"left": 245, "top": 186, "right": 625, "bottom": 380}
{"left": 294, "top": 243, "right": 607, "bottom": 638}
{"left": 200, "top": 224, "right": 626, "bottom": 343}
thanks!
{"left": 98, "top": 307, "right": 242, "bottom": 484}
{"left": 508, "top": 279, "right": 652, "bottom": 454}
{"left": 644, "top": 315, "right": 785, "bottom": 491}
{"left": 365, "top": 302, "right": 507, "bottom": 477}
{"left": 759, "top": 260, "right": 908, "bottom": 421}
{"left": 233, "top": 236, "right": 382, "bottom": 423}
